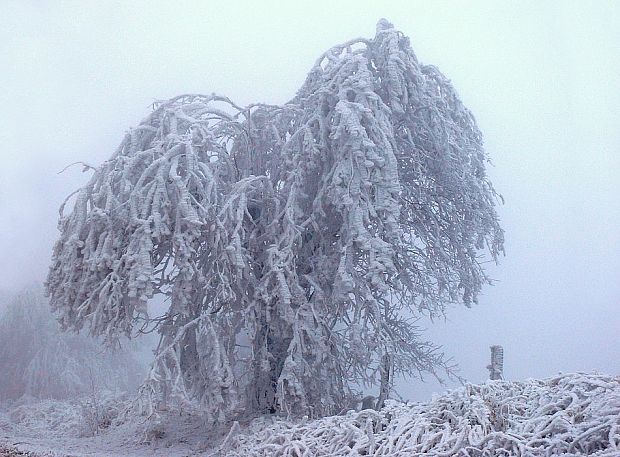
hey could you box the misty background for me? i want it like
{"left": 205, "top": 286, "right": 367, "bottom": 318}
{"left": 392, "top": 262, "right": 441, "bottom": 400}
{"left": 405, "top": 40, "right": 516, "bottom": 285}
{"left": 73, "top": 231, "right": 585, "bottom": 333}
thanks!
{"left": 1, "top": 1, "right": 618, "bottom": 401}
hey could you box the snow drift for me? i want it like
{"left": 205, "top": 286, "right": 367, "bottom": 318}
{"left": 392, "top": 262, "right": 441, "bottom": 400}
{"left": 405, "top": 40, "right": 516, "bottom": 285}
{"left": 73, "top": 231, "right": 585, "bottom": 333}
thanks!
{"left": 221, "top": 373, "right": 620, "bottom": 456}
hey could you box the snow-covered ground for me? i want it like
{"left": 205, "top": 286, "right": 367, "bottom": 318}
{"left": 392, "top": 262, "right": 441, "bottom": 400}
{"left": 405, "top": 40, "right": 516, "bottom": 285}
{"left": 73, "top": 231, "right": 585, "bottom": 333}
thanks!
{"left": 0, "top": 394, "right": 202, "bottom": 456}
{"left": 1, "top": 372, "right": 618, "bottom": 456}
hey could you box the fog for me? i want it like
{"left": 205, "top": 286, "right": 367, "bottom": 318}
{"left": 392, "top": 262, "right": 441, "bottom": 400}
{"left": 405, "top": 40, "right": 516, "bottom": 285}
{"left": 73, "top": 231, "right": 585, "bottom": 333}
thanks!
{"left": 1, "top": 1, "right": 618, "bottom": 401}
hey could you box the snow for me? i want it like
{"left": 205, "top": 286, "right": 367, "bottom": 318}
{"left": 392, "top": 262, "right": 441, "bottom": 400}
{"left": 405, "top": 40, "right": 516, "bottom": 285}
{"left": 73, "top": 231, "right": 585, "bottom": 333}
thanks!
{"left": 0, "top": 396, "right": 202, "bottom": 456}
{"left": 1, "top": 372, "right": 618, "bottom": 456}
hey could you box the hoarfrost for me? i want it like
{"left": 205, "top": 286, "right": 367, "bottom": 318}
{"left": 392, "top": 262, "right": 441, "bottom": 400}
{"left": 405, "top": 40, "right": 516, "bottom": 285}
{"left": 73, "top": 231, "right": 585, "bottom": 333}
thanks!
{"left": 47, "top": 20, "right": 504, "bottom": 422}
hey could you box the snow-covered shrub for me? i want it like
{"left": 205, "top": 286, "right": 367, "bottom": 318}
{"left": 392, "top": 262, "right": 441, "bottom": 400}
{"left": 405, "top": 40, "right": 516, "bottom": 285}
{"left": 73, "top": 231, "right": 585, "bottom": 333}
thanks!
{"left": 0, "top": 286, "right": 145, "bottom": 401}
{"left": 224, "top": 373, "right": 620, "bottom": 456}
{"left": 9, "top": 397, "right": 85, "bottom": 437}
{"left": 8, "top": 392, "right": 131, "bottom": 438}
{"left": 140, "top": 417, "right": 167, "bottom": 443}
{"left": 79, "top": 391, "right": 132, "bottom": 437}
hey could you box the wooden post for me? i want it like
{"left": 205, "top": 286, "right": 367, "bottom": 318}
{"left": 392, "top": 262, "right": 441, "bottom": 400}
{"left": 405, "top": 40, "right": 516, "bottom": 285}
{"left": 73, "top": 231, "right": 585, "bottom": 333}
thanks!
{"left": 487, "top": 345, "right": 504, "bottom": 380}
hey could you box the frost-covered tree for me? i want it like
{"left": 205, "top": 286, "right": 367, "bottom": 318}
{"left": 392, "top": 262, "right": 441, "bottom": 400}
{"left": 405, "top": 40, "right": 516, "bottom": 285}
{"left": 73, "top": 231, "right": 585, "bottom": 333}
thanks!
{"left": 47, "top": 20, "right": 503, "bottom": 421}
{"left": 0, "top": 286, "right": 145, "bottom": 401}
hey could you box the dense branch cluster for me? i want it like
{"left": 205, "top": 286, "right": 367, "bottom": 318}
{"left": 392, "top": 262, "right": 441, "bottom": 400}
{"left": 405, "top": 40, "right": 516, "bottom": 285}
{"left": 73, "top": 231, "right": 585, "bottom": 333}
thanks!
{"left": 47, "top": 20, "right": 503, "bottom": 420}
{"left": 225, "top": 373, "right": 620, "bottom": 456}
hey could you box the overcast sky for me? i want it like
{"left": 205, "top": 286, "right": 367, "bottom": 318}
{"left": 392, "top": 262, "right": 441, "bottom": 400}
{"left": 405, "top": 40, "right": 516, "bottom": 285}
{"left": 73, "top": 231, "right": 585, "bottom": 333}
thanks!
{"left": 1, "top": 0, "right": 618, "bottom": 401}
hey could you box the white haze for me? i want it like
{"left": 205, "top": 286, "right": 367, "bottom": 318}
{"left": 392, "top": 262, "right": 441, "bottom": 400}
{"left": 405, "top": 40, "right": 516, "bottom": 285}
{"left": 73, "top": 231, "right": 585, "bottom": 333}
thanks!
{"left": 0, "top": 0, "right": 618, "bottom": 401}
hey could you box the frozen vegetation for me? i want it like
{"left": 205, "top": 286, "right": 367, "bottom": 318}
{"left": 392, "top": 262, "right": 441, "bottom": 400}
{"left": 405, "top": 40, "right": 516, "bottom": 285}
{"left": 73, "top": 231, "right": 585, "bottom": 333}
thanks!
{"left": 227, "top": 373, "right": 620, "bottom": 456}
{"left": 0, "top": 19, "right": 616, "bottom": 457}
{"left": 46, "top": 19, "right": 503, "bottom": 423}
{"left": 0, "top": 288, "right": 146, "bottom": 403}
{"left": 1, "top": 373, "right": 618, "bottom": 456}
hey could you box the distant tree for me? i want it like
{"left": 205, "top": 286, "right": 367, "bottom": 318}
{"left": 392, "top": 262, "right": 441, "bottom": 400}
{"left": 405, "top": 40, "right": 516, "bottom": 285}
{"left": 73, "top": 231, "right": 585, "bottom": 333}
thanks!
{"left": 0, "top": 286, "right": 144, "bottom": 401}
{"left": 47, "top": 20, "right": 504, "bottom": 422}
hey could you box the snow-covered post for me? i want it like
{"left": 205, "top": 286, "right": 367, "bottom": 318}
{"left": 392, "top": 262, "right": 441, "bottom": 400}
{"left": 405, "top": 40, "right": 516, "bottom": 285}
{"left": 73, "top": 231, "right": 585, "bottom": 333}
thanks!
{"left": 487, "top": 345, "right": 504, "bottom": 380}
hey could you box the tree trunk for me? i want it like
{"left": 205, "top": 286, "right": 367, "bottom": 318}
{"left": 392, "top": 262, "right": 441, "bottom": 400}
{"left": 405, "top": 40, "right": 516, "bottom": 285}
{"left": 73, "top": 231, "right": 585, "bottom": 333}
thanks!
{"left": 376, "top": 353, "right": 393, "bottom": 410}
{"left": 252, "top": 311, "right": 292, "bottom": 414}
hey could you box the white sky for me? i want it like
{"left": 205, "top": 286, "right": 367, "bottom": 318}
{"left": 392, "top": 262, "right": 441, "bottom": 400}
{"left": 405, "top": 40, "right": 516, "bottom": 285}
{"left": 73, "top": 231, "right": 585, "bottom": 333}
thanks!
{"left": 1, "top": 0, "right": 619, "bottom": 401}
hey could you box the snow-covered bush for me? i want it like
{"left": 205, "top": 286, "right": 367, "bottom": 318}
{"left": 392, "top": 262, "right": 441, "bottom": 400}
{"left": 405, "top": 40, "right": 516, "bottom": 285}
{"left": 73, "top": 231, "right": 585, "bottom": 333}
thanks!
{"left": 47, "top": 20, "right": 504, "bottom": 421}
{"left": 8, "top": 397, "right": 85, "bottom": 437}
{"left": 224, "top": 373, "right": 620, "bottom": 456}
{"left": 8, "top": 392, "right": 132, "bottom": 438}
{"left": 0, "top": 286, "right": 145, "bottom": 401}
{"left": 79, "top": 391, "right": 132, "bottom": 437}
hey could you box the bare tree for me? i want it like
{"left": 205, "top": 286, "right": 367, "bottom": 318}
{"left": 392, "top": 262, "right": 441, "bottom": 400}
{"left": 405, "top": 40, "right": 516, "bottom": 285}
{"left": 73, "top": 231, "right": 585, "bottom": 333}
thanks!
{"left": 47, "top": 20, "right": 504, "bottom": 421}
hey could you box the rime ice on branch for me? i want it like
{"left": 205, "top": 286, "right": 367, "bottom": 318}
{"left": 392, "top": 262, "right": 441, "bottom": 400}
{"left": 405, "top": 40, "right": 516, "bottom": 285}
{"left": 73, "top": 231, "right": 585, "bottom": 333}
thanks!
{"left": 47, "top": 20, "right": 504, "bottom": 421}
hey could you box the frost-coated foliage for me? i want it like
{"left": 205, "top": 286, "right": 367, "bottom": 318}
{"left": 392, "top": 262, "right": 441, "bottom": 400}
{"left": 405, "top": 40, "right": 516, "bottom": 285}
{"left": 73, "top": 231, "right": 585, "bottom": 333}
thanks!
{"left": 7, "top": 392, "right": 132, "bottom": 438}
{"left": 47, "top": 20, "right": 503, "bottom": 420}
{"left": 0, "top": 287, "right": 144, "bottom": 401}
{"left": 224, "top": 373, "right": 620, "bottom": 457}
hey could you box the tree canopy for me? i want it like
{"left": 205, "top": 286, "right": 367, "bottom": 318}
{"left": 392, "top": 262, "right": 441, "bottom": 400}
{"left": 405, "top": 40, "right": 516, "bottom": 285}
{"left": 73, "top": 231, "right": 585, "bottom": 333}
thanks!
{"left": 47, "top": 20, "right": 504, "bottom": 422}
